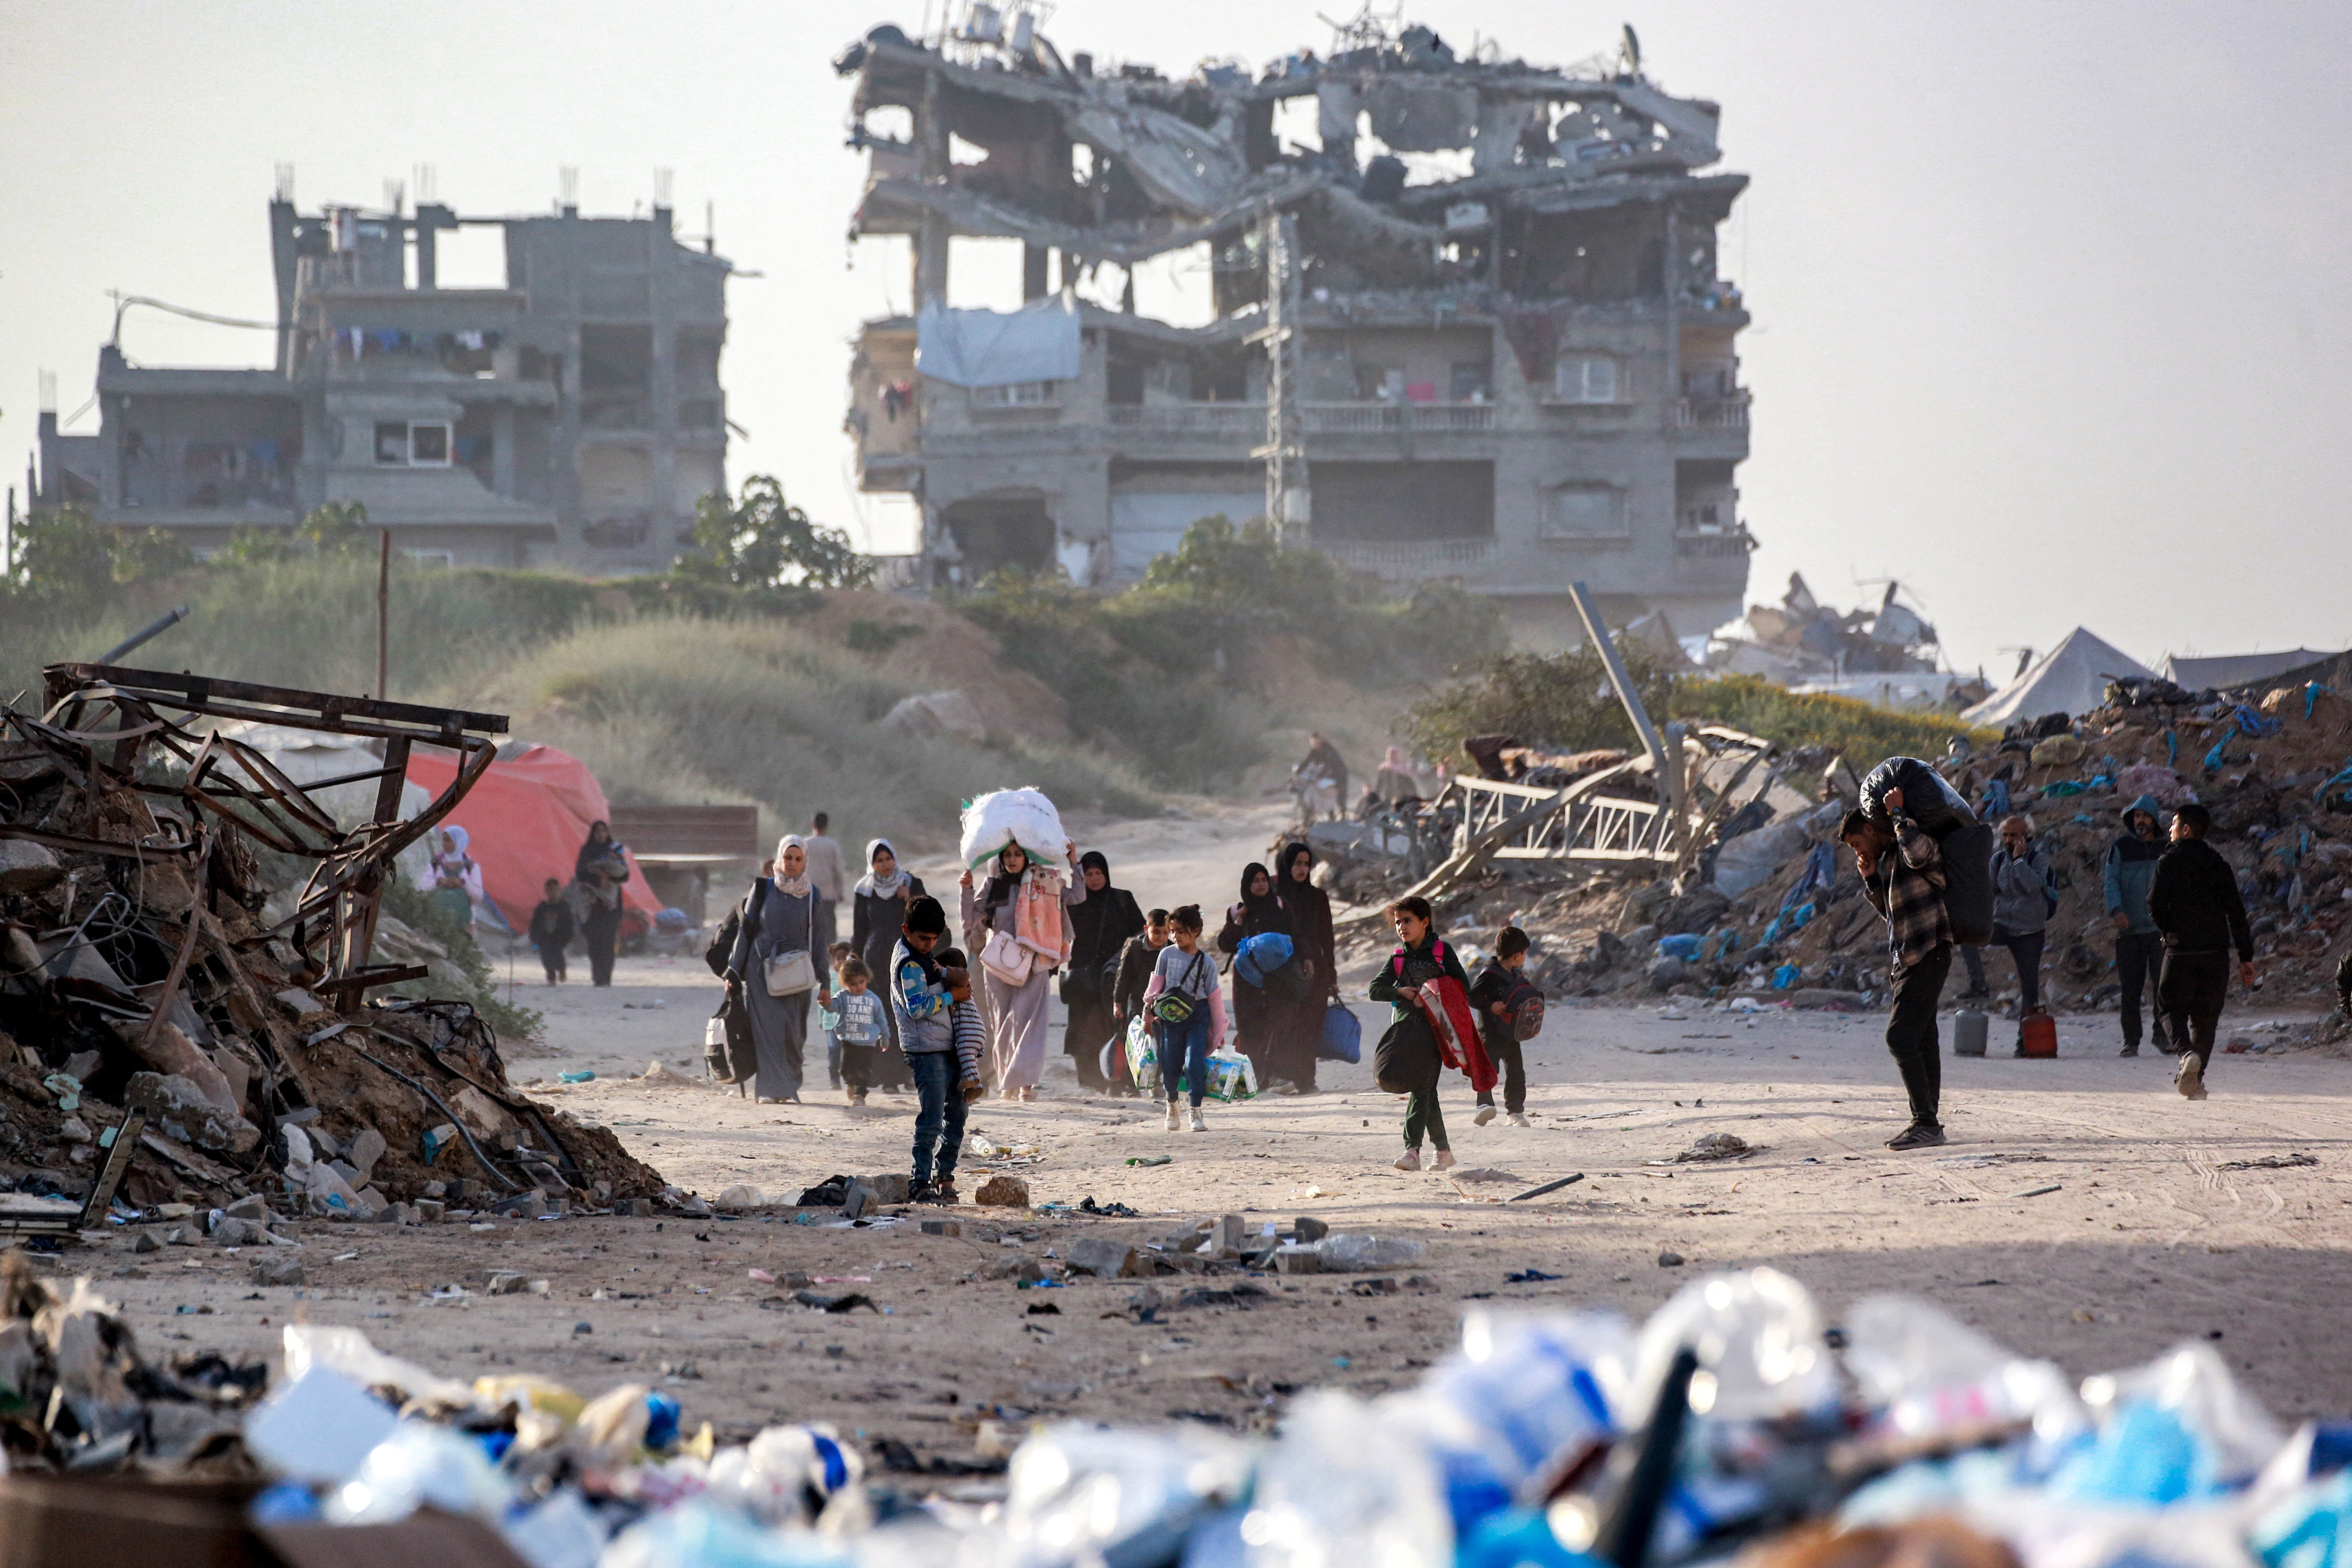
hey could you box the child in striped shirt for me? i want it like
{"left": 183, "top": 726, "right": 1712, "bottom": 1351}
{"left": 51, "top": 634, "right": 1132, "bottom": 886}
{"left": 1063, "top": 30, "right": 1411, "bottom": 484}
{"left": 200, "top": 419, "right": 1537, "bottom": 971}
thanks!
{"left": 938, "top": 947, "right": 988, "bottom": 1103}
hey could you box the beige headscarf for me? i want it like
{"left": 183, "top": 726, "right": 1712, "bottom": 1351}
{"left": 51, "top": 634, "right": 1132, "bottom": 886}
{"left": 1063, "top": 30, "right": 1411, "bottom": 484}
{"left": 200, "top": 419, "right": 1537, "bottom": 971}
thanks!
{"left": 772, "top": 834, "right": 813, "bottom": 898}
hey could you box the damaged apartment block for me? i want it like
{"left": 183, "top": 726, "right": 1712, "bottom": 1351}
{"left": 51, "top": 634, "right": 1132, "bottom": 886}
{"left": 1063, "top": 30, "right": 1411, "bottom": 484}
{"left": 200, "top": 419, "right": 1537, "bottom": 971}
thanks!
{"left": 838, "top": 8, "right": 1753, "bottom": 646}
{"left": 36, "top": 171, "right": 733, "bottom": 570}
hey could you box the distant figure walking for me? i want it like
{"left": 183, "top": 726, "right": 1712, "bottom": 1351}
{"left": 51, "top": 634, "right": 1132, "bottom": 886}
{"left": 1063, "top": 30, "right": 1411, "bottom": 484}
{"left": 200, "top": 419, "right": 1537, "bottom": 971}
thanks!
{"left": 2105, "top": 796, "right": 2173, "bottom": 1057}
{"left": 1299, "top": 733, "right": 1348, "bottom": 821}
{"left": 803, "top": 811, "right": 849, "bottom": 953}
{"left": 1276, "top": 841, "right": 1336, "bottom": 1094}
{"left": 1218, "top": 862, "right": 1297, "bottom": 1093}
{"left": 726, "top": 835, "right": 831, "bottom": 1103}
{"left": 528, "top": 877, "right": 575, "bottom": 985}
{"left": 2149, "top": 802, "right": 2257, "bottom": 1100}
{"left": 575, "top": 820, "right": 631, "bottom": 987}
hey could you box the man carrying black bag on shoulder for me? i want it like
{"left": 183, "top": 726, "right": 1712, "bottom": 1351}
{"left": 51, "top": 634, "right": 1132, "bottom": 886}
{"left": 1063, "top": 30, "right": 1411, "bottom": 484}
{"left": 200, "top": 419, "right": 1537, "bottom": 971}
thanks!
{"left": 1842, "top": 787, "right": 1954, "bottom": 1149}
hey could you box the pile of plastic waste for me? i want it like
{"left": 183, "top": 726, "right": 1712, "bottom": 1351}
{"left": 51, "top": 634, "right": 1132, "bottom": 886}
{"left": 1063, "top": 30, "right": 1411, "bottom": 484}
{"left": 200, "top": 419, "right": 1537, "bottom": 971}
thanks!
{"left": 12, "top": 1262, "right": 2347, "bottom": 1568}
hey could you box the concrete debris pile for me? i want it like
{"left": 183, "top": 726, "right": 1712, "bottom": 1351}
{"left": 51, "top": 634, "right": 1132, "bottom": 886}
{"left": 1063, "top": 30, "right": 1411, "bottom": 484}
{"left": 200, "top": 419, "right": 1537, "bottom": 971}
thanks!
{"left": 9, "top": 1263, "right": 2344, "bottom": 1568}
{"left": 1704, "top": 572, "right": 1949, "bottom": 684}
{"left": 0, "top": 664, "right": 661, "bottom": 1233}
{"left": 1406, "top": 676, "right": 2352, "bottom": 1023}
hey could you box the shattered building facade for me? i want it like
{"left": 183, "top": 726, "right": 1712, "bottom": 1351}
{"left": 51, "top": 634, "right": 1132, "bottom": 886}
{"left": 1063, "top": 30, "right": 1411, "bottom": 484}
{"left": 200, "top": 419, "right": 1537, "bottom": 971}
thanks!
{"left": 839, "top": 10, "right": 1753, "bottom": 646}
{"left": 31, "top": 185, "right": 733, "bottom": 570}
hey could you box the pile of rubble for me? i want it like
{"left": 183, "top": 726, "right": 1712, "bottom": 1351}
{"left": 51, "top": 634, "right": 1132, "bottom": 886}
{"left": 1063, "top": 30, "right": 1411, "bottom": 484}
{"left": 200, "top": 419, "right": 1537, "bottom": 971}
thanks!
{"left": 0, "top": 664, "right": 661, "bottom": 1240}
{"left": 1364, "top": 677, "right": 2352, "bottom": 1024}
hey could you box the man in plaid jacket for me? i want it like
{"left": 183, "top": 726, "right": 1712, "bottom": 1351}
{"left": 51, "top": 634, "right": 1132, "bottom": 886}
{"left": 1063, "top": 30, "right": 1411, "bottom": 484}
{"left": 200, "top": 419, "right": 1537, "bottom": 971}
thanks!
{"left": 1842, "top": 786, "right": 1953, "bottom": 1149}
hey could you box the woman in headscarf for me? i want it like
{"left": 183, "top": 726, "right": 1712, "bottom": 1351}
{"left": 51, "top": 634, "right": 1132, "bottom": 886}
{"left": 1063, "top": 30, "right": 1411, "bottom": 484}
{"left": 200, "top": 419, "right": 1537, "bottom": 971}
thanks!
{"left": 575, "top": 820, "right": 631, "bottom": 987}
{"left": 727, "top": 835, "right": 831, "bottom": 1103}
{"left": 959, "top": 838, "right": 1083, "bottom": 1100}
{"left": 1063, "top": 849, "right": 1145, "bottom": 1093}
{"left": 1277, "top": 840, "right": 1336, "bottom": 1094}
{"left": 1216, "top": 861, "right": 1298, "bottom": 1092}
{"left": 850, "top": 838, "right": 926, "bottom": 1094}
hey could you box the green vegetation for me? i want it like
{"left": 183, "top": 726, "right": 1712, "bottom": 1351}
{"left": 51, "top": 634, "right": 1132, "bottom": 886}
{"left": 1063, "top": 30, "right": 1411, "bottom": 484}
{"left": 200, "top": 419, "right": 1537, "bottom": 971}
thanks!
{"left": 379, "top": 873, "right": 544, "bottom": 1044}
{"left": 673, "top": 475, "right": 873, "bottom": 594}
{"left": 1405, "top": 646, "right": 1994, "bottom": 766}
{"left": 958, "top": 516, "right": 1506, "bottom": 790}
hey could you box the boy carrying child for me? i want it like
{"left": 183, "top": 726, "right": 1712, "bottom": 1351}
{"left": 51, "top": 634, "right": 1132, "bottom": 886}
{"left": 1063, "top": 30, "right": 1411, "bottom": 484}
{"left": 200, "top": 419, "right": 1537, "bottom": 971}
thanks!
{"left": 891, "top": 896, "right": 970, "bottom": 1203}
{"left": 1466, "top": 926, "right": 1537, "bottom": 1126}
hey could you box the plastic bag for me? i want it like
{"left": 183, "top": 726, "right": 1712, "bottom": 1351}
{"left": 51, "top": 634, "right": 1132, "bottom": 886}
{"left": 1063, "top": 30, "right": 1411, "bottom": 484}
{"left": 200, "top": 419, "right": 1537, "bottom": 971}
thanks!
{"left": 1004, "top": 1422, "right": 1252, "bottom": 1568}
{"left": 2081, "top": 1341, "right": 2287, "bottom": 1486}
{"left": 1655, "top": 933, "right": 1704, "bottom": 962}
{"left": 1203, "top": 1049, "right": 1257, "bottom": 1103}
{"left": 1410, "top": 1308, "right": 1632, "bottom": 1533}
{"left": 1319, "top": 1003, "right": 1362, "bottom": 1064}
{"left": 1125, "top": 1014, "right": 1162, "bottom": 1095}
{"left": 703, "top": 1424, "right": 862, "bottom": 1526}
{"left": 323, "top": 1419, "right": 513, "bottom": 1524}
{"left": 958, "top": 787, "right": 1067, "bottom": 871}
{"left": 1234, "top": 932, "right": 1294, "bottom": 987}
{"left": 1628, "top": 1268, "right": 1836, "bottom": 1423}
{"left": 1842, "top": 1295, "right": 2084, "bottom": 1444}
{"left": 283, "top": 1322, "right": 476, "bottom": 1409}
{"left": 1240, "top": 1391, "right": 1450, "bottom": 1568}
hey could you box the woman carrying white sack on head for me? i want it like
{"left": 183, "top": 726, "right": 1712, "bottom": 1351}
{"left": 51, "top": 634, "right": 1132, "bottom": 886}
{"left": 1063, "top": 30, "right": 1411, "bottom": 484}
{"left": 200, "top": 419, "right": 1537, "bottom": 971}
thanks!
{"left": 959, "top": 836, "right": 1083, "bottom": 1101}
{"left": 726, "top": 835, "right": 832, "bottom": 1104}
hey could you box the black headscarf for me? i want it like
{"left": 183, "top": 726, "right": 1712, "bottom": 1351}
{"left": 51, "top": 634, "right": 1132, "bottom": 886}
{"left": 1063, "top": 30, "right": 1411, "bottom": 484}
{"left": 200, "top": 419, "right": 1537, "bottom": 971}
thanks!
{"left": 1076, "top": 849, "right": 1112, "bottom": 903}
{"left": 981, "top": 843, "right": 1032, "bottom": 914}
{"left": 1234, "top": 861, "right": 1290, "bottom": 939}
{"left": 1279, "top": 841, "right": 1314, "bottom": 884}
{"left": 1069, "top": 849, "right": 1143, "bottom": 966}
{"left": 576, "top": 820, "right": 624, "bottom": 880}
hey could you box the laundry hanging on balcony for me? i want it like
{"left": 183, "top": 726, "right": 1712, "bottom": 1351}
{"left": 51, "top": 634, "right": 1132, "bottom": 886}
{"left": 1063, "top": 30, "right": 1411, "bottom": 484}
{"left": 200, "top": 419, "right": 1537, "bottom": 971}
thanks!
{"left": 915, "top": 296, "right": 1081, "bottom": 390}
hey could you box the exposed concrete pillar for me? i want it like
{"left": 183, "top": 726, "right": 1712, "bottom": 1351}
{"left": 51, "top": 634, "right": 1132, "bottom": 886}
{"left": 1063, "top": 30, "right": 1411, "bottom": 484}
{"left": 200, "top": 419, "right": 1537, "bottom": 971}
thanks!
{"left": 1022, "top": 244, "right": 1050, "bottom": 301}
{"left": 492, "top": 405, "right": 516, "bottom": 498}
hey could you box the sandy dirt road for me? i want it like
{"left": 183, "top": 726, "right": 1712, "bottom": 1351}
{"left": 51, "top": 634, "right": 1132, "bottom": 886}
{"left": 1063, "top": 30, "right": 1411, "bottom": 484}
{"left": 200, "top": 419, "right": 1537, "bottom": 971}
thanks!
{"left": 60, "top": 801, "right": 2352, "bottom": 1469}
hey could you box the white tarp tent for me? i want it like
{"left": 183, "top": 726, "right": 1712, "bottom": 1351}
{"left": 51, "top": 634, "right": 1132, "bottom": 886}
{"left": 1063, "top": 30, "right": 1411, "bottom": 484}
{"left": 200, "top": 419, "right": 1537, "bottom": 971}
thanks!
{"left": 2159, "top": 649, "right": 2336, "bottom": 690}
{"left": 1962, "top": 628, "right": 2154, "bottom": 727}
{"left": 915, "top": 296, "right": 1081, "bottom": 389}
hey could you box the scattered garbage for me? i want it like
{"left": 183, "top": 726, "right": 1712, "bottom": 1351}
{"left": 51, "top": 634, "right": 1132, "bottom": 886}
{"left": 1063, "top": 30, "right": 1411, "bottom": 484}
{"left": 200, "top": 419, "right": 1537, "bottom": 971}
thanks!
{"left": 2218, "top": 1152, "right": 2318, "bottom": 1171}
{"left": 1657, "top": 1132, "right": 1754, "bottom": 1164}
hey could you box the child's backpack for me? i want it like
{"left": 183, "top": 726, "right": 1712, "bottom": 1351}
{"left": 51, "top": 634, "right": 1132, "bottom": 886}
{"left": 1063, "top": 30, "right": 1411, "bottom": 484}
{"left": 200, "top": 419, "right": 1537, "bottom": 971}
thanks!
{"left": 1506, "top": 976, "right": 1546, "bottom": 1042}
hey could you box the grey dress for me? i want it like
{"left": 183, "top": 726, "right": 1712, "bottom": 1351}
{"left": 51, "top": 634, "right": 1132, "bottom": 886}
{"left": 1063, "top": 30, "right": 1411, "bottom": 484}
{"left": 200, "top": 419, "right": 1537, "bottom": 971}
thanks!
{"left": 727, "top": 879, "right": 821, "bottom": 1101}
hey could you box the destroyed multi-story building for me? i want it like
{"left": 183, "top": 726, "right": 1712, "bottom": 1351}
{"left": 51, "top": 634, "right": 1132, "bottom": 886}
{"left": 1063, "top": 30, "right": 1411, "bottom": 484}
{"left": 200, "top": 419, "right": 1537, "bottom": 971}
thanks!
{"left": 29, "top": 178, "right": 732, "bottom": 569}
{"left": 838, "top": 10, "right": 1753, "bottom": 646}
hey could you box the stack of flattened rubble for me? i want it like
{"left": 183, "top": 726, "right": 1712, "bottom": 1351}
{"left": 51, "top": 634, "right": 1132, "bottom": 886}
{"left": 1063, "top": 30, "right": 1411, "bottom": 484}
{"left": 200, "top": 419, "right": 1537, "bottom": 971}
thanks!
{"left": 0, "top": 664, "right": 660, "bottom": 1233}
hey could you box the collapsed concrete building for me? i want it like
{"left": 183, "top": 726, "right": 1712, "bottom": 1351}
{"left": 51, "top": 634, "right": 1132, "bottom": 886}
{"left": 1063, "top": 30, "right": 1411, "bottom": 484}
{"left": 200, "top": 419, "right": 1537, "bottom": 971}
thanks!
{"left": 838, "top": 9, "right": 1754, "bottom": 645}
{"left": 31, "top": 179, "right": 732, "bottom": 570}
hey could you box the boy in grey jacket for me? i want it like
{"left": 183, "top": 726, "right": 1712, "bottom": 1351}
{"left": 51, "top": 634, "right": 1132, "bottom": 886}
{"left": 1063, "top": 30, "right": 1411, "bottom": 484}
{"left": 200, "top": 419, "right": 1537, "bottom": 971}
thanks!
{"left": 1987, "top": 815, "right": 2056, "bottom": 1044}
{"left": 2103, "top": 795, "right": 2172, "bottom": 1056}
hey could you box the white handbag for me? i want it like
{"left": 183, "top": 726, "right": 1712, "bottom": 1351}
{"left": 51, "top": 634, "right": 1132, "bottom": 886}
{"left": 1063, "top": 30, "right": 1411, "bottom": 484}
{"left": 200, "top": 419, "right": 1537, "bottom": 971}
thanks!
{"left": 762, "top": 889, "right": 819, "bottom": 996}
{"left": 978, "top": 928, "right": 1033, "bottom": 987}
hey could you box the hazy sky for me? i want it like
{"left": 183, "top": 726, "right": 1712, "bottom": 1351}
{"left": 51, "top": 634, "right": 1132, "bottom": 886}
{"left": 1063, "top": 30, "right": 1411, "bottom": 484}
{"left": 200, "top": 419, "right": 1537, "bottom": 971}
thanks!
{"left": 5, "top": 1, "right": 2348, "bottom": 679}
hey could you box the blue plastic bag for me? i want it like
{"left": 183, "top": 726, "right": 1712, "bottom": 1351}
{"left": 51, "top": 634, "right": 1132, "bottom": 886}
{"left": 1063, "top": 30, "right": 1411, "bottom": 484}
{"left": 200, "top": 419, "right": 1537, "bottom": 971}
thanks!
{"left": 1319, "top": 1003, "right": 1362, "bottom": 1063}
{"left": 1773, "top": 963, "right": 1800, "bottom": 989}
{"left": 1233, "top": 931, "right": 1294, "bottom": 988}
{"left": 1655, "top": 933, "right": 1704, "bottom": 962}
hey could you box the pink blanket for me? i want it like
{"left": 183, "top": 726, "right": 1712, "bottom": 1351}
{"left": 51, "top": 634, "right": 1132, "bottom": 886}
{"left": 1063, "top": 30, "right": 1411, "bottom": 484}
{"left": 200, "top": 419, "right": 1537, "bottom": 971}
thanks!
{"left": 1014, "top": 869, "right": 1071, "bottom": 965}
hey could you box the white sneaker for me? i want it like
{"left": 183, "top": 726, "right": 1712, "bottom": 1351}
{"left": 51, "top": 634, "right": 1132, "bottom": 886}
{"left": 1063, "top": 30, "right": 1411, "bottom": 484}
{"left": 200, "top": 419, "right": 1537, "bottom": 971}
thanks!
{"left": 1431, "top": 1151, "right": 1456, "bottom": 1171}
{"left": 2176, "top": 1054, "right": 2207, "bottom": 1100}
{"left": 1473, "top": 1105, "right": 1497, "bottom": 1126}
{"left": 1393, "top": 1149, "right": 1422, "bottom": 1172}
{"left": 1165, "top": 1103, "right": 1181, "bottom": 1131}
{"left": 1188, "top": 1107, "right": 1207, "bottom": 1132}
{"left": 1507, "top": 1112, "right": 1531, "bottom": 1127}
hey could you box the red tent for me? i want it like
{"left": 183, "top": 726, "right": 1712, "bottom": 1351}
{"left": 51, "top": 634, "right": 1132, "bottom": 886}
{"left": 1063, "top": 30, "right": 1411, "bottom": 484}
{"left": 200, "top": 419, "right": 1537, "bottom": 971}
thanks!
{"left": 405, "top": 744, "right": 662, "bottom": 936}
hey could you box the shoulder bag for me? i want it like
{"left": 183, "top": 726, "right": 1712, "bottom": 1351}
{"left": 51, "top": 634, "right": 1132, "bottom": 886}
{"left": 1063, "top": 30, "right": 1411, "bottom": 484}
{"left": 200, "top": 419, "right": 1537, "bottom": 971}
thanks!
{"left": 763, "top": 888, "right": 820, "bottom": 996}
{"left": 1151, "top": 951, "right": 1209, "bottom": 1025}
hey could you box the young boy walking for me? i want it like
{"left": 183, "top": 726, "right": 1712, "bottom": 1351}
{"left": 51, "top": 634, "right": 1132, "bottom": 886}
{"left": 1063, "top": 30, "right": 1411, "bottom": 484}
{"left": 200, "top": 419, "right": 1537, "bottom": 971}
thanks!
{"left": 831, "top": 956, "right": 889, "bottom": 1106}
{"left": 891, "top": 897, "right": 969, "bottom": 1202}
{"left": 1140, "top": 905, "right": 1225, "bottom": 1132}
{"left": 528, "top": 878, "right": 574, "bottom": 985}
{"left": 1468, "top": 927, "right": 1535, "bottom": 1126}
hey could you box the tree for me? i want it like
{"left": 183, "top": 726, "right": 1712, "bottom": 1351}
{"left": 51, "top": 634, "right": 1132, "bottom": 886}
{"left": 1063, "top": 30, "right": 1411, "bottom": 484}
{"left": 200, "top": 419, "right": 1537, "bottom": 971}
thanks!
{"left": 3, "top": 506, "right": 187, "bottom": 601}
{"left": 673, "top": 476, "right": 873, "bottom": 591}
{"left": 295, "top": 501, "right": 374, "bottom": 554}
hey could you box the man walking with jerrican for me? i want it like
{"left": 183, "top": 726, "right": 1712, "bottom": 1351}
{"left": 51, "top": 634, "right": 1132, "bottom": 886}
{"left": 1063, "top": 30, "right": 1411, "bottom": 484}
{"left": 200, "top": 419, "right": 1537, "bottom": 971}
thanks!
{"left": 2104, "top": 796, "right": 2173, "bottom": 1057}
{"left": 2148, "top": 802, "right": 2256, "bottom": 1100}
{"left": 1840, "top": 785, "right": 1952, "bottom": 1149}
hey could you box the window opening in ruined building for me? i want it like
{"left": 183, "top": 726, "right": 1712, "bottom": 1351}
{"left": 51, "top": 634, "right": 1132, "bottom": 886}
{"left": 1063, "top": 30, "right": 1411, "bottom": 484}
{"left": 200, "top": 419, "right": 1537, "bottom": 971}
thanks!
{"left": 973, "top": 381, "right": 1056, "bottom": 408}
{"left": 1542, "top": 482, "right": 1628, "bottom": 539}
{"left": 1450, "top": 361, "right": 1492, "bottom": 403}
{"left": 375, "top": 422, "right": 408, "bottom": 465}
{"left": 408, "top": 422, "right": 451, "bottom": 466}
{"left": 1554, "top": 354, "right": 1619, "bottom": 404}
{"left": 402, "top": 549, "right": 456, "bottom": 568}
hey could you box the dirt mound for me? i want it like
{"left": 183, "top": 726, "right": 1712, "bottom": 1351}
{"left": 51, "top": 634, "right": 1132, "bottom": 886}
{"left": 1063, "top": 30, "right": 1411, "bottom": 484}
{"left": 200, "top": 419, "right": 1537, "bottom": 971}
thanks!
{"left": 802, "top": 590, "right": 1072, "bottom": 746}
